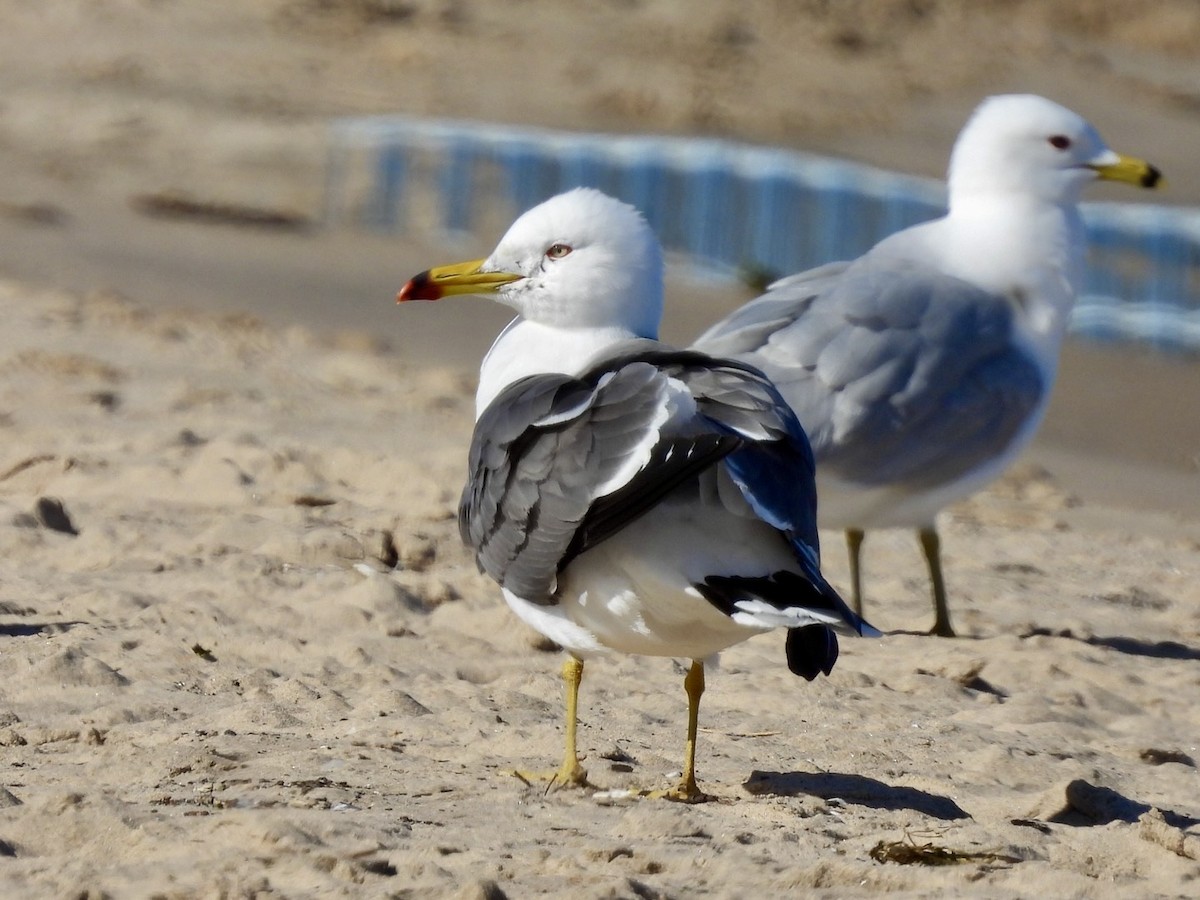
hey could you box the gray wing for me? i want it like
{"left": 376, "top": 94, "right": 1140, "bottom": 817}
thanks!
{"left": 693, "top": 261, "right": 852, "bottom": 360}
{"left": 694, "top": 254, "right": 1045, "bottom": 488}
{"left": 459, "top": 350, "right": 745, "bottom": 605}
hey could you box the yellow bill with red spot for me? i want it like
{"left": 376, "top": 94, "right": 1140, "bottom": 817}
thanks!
{"left": 397, "top": 258, "right": 523, "bottom": 302}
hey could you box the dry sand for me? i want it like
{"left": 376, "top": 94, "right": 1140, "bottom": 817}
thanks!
{"left": 1, "top": 2, "right": 1199, "bottom": 897}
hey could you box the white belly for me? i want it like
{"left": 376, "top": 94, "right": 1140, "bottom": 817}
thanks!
{"left": 502, "top": 494, "right": 798, "bottom": 660}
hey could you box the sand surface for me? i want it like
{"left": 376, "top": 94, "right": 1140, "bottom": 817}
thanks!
{"left": 1, "top": 2, "right": 1199, "bottom": 897}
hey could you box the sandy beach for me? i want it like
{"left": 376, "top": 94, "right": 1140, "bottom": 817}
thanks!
{"left": 1, "top": 2, "right": 1199, "bottom": 897}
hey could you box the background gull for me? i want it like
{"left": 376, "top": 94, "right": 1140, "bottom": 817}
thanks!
{"left": 694, "top": 94, "right": 1161, "bottom": 637}
{"left": 398, "top": 188, "right": 877, "bottom": 802}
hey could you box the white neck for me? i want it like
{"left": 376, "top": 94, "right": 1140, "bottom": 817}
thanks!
{"left": 475, "top": 317, "right": 641, "bottom": 417}
{"left": 897, "top": 194, "right": 1084, "bottom": 378}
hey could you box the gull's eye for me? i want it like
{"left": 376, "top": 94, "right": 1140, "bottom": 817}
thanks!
{"left": 1048, "top": 135, "right": 1072, "bottom": 151}
{"left": 545, "top": 243, "right": 573, "bottom": 260}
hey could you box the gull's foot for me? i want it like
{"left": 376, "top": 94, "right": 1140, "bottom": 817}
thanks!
{"left": 511, "top": 761, "right": 591, "bottom": 792}
{"left": 928, "top": 621, "right": 957, "bottom": 638}
{"left": 645, "top": 778, "right": 715, "bottom": 804}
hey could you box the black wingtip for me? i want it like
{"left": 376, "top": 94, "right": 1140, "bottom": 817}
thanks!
{"left": 786, "top": 625, "right": 839, "bottom": 681}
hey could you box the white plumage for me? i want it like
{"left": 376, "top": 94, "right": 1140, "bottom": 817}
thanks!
{"left": 399, "top": 188, "right": 875, "bottom": 801}
{"left": 695, "top": 94, "right": 1161, "bottom": 636}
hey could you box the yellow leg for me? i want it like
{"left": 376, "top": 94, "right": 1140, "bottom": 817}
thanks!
{"left": 919, "top": 526, "right": 956, "bottom": 638}
{"left": 846, "top": 527, "right": 866, "bottom": 616}
{"left": 655, "top": 660, "right": 712, "bottom": 803}
{"left": 555, "top": 656, "right": 588, "bottom": 787}
{"left": 513, "top": 656, "right": 590, "bottom": 790}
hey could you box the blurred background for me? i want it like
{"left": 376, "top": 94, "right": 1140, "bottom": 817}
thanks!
{"left": 0, "top": 0, "right": 1196, "bottom": 511}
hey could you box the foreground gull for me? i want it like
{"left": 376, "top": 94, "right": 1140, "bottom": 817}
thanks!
{"left": 695, "top": 94, "right": 1161, "bottom": 637}
{"left": 398, "top": 188, "right": 877, "bottom": 801}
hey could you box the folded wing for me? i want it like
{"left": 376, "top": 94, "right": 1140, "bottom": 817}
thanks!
{"left": 460, "top": 343, "right": 876, "bottom": 653}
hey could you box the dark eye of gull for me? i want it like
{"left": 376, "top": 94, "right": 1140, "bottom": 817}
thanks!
{"left": 1048, "top": 135, "right": 1072, "bottom": 150}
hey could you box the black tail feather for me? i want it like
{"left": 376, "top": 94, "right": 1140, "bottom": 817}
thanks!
{"left": 694, "top": 570, "right": 839, "bottom": 618}
{"left": 786, "top": 625, "right": 839, "bottom": 681}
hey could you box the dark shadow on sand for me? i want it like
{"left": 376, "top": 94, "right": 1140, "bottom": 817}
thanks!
{"left": 744, "top": 770, "right": 970, "bottom": 820}
{"left": 1049, "top": 780, "right": 1200, "bottom": 830}
{"left": 1021, "top": 628, "right": 1200, "bottom": 661}
{"left": 0, "top": 621, "right": 83, "bottom": 638}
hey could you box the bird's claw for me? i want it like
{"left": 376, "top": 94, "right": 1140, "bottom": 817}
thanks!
{"left": 645, "top": 778, "right": 715, "bottom": 804}
{"left": 511, "top": 762, "right": 591, "bottom": 792}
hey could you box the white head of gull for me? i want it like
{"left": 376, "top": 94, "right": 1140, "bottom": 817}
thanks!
{"left": 947, "top": 93, "right": 1156, "bottom": 204}
{"left": 399, "top": 188, "right": 877, "bottom": 802}
{"left": 401, "top": 188, "right": 663, "bottom": 415}
{"left": 695, "top": 94, "right": 1160, "bottom": 638}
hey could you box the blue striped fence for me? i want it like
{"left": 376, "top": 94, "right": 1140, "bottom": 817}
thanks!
{"left": 325, "top": 116, "right": 1200, "bottom": 353}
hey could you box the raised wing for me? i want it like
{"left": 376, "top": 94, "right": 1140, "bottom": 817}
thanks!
{"left": 460, "top": 345, "right": 826, "bottom": 601}
{"left": 460, "top": 348, "right": 742, "bottom": 605}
